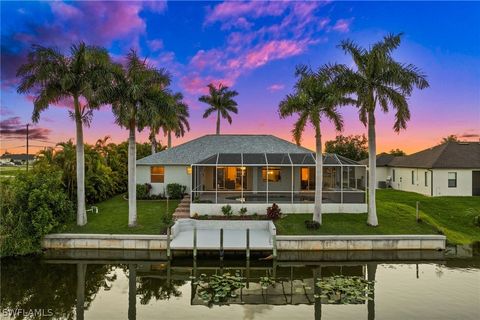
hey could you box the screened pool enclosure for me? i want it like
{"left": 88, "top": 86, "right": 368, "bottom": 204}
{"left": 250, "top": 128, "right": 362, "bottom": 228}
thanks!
{"left": 191, "top": 153, "right": 367, "bottom": 206}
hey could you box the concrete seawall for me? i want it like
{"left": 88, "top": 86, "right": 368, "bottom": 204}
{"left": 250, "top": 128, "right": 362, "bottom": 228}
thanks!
{"left": 43, "top": 234, "right": 446, "bottom": 251}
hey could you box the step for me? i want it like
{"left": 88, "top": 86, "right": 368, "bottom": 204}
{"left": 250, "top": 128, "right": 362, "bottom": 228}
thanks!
{"left": 174, "top": 208, "right": 190, "bottom": 213}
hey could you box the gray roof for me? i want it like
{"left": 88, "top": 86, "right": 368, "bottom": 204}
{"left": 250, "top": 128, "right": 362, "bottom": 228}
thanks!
{"left": 359, "top": 153, "right": 398, "bottom": 167}
{"left": 389, "top": 142, "right": 480, "bottom": 169}
{"left": 137, "top": 134, "right": 314, "bottom": 165}
{"left": 0, "top": 153, "right": 35, "bottom": 161}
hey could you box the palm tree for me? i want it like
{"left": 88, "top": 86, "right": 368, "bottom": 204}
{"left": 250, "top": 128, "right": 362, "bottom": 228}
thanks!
{"left": 148, "top": 92, "right": 190, "bottom": 151}
{"left": 17, "top": 43, "right": 114, "bottom": 226}
{"left": 199, "top": 83, "right": 238, "bottom": 134}
{"left": 279, "top": 65, "right": 353, "bottom": 224}
{"left": 335, "top": 33, "right": 429, "bottom": 226}
{"left": 107, "top": 50, "right": 171, "bottom": 227}
{"left": 441, "top": 135, "right": 459, "bottom": 144}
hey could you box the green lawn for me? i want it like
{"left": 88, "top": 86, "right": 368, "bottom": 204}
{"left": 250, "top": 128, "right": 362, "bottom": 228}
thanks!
{"left": 63, "top": 189, "right": 479, "bottom": 244}
{"left": 0, "top": 166, "right": 26, "bottom": 181}
{"left": 276, "top": 189, "right": 480, "bottom": 244}
{"left": 64, "top": 195, "right": 179, "bottom": 234}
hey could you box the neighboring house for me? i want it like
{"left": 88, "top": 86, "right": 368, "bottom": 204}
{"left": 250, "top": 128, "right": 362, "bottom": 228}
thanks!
{"left": 362, "top": 142, "right": 480, "bottom": 196}
{"left": 0, "top": 153, "right": 36, "bottom": 165}
{"left": 137, "top": 134, "right": 367, "bottom": 215}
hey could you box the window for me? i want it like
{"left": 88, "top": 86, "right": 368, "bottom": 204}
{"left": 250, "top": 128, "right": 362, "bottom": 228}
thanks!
{"left": 186, "top": 167, "right": 192, "bottom": 175}
{"left": 425, "top": 172, "right": 428, "bottom": 187}
{"left": 151, "top": 166, "right": 164, "bottom": 183}
{"left": 411, "top": 171, "right": 415, "bottom": 185}
{"left": 392, "top": 169, "right": 396, "bottom": 182}
{"left": 262, "top": 167, "right": 281, "bottom": 182}
{"left": 301, "top": 167, "right": 315, "bottom": 190}
{"left": 448, "top": 172, "right": 457, "bottom": 188}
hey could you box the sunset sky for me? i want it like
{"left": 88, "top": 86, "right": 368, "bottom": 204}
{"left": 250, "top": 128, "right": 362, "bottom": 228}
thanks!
{"left": 1, "top": 1, "right": 479, "bottom": 155}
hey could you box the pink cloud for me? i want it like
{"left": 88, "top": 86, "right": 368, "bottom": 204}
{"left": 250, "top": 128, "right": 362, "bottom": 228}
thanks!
{"left": 181, "top": 73, "right": 235, "bottom": 95}
{"left": 332, "top": 18, "right": 353, "bottom": 33}
{"left": 205, "top": 1, "right": 289, "bottom": 25}
{"left": 147, "top": 39, "right": 164, "bottom": 52}
{"left": 267, "top": 83, "right": 285, "bottom": 92}
{"left": 244, "top": 40, "right": 306, "bottom": 69}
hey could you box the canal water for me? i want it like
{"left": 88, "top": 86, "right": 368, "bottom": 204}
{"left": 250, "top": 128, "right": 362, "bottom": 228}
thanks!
{"left": 1, "top": 247, "right": 479, "bottom": 319}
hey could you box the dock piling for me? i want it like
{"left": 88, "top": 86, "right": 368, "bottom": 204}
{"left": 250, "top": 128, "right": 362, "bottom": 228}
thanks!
{"left": 220, "top": 228, "right": 224, "bottom": 260}
{"left": 193, "top": 227, "right": 197, "bottom": 259}
{"left": 246, "top": 228, "right": 250, "bottom": 259}
{"left": 166, "top": 227, "right": 171, "bottom": 260}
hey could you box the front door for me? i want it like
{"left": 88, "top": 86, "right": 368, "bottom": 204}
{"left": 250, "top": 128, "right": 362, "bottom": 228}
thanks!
{"left": 472, "top": 171, "right": 480, "bottom": 196}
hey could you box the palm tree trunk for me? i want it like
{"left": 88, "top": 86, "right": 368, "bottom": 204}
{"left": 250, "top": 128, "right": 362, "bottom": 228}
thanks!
{"left": 128, "top": 122, "right": 137, "bottom": 227}
{"left": 76, "top": 263, "right": 86, "bottom": 320}
{"left": 216, "top": 110, "right": 220, "bottom": 135}
{"left": 367, "top": 111, "right": 378, "bottom": 226}
{"left": 167, "top": 130, "right": 172, "bottom": 148}
{"left": 150, "top": 132, "right": 157, "bottom": 155}
{"left": 314, "top": 126, "right": 323, "bottom": 224}
{"left": 74, "top": 96, "right": 87, "bottom": 226}
{"left": 128, "top": 264, "right": 137, "bottom": 320}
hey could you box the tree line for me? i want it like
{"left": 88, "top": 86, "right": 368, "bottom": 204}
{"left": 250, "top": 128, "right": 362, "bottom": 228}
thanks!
{"left": 12, "top": 32, "right": 428, "bottom": 235}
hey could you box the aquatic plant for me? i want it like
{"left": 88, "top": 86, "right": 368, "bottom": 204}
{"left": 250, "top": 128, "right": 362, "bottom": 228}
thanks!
{"left": 193, "top": 272, "right": 245, "bottom": 307}
{"left": 315, "top": 275, "right": 375, "bottom": 304}
{"left": 259, "top": 276, "right": 276, "bottom": 289}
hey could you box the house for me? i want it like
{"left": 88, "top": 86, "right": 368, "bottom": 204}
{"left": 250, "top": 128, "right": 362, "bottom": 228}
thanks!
{"left": 137, "top": 134, "right": 367, "bottom": 215}
{"left": 363, "top": 142, "right": 480, "bottom": 196}
{"left": 0, "top": 153, "right": 36, "bottom": 165}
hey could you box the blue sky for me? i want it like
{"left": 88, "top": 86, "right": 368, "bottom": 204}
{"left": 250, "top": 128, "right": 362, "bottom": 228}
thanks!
{"left": 1, "top": 1, "right": 479, "bottom": 154}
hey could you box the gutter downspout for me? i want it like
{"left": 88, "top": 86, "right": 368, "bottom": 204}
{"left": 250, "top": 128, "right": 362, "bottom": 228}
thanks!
{"left": 428, "top": 169, "right": 433, "bottom": 196}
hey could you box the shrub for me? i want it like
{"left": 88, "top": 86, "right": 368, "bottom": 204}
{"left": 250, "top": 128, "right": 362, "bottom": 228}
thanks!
{"left": 305, "top": 220, "right": 320, "bottom": 230}
{"left": 221, "top": 205, "right": 233, "bottom": 217}
{"left": 266, "top": 203, "right": 282, "bottom": 220}
{"left": 166, "top": 183, "right": 186, "bottom": 199}
{"left": 136, "top": 183, "right": 151, "bottom": 200}
{"left": 239, "top": 207, "right": 248, "bottom": 216}
{"left": 0, "top": 170, "right": 74, "bottom": 256}
{"left": 474, "top": 215, "right": 480, "bottom": 227}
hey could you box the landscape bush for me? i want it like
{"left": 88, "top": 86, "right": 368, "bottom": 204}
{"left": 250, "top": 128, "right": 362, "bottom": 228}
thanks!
{"left": 166, "top": 183, "right": 186, "bottom": 199}
{"left": 136, "top": 183, "right": 152, "bottom": 200}
{"left": 221, "top": 205, "right": 234, "bottom": 216}
{"left": 0, "top": 170, "right": 74, "bottom": 256}
{"left": 266, "top": 203, "right": 282, "bottom": 220}
{"left": 239, "top": 207, "right": 248, "bottom": 216}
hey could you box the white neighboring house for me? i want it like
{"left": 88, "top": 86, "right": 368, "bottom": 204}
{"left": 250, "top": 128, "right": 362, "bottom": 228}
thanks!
{"left": 0, "top": 153, "right": 36, "bottom": 165}
{"left": 136, "top": 134, "right": 368, "bottom": 216}
{"left": 362, "top": 142, "right": 480, "bottom": 196}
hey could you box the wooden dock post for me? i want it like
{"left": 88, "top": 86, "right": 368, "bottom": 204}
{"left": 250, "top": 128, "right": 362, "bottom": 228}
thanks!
{"left": 272, "top": 234, "right": 277, "bottom": 259}
{"left": 416, "top": 201, "right": 420, "bottom": 222}
{"left": 166, "top": 227, "right": 171, "bottom": 260}
{"left": 246, "top": 228, "right": 250, "bottom": 260}
{"left": 193, "top": 227, "right": 197, "bottom": 259}
{"left": 220, "top": 228, "right": 224, "bottom": 260}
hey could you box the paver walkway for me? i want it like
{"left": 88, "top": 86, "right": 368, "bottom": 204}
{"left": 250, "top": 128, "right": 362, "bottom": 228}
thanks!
{"left": 173, "top": 195, "right": 190, "bottom": 220}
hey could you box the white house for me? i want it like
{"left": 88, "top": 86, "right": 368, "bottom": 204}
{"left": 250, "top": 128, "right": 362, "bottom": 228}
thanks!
{"left": 363, "top": 142, "right": 480, "bottom": 196}
{"left": 137, "top": 134, "right": 367, "bottom": 215}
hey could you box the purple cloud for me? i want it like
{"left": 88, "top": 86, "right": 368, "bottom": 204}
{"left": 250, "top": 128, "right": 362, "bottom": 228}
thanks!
{"left": 267, "top": 83, "right": 285, "bottom": 92}
{"left": 0, "top": 116, "right": 51, "bottom": 141}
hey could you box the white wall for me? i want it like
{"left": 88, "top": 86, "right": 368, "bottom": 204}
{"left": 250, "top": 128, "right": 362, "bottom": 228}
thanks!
{"left": 389, "top": 167, "right": 432, "bottom": 196}
{"left": 136, "top": 165, "right": 192, "bottom": 195}
{"left": 432, "top": 169, "right": 473, "bottom": 196}
{"left": 190, "top": 203, "right": 367, "bottom": 216}
{"left": 375, "top": 167, "right": 390, "bottom": 188}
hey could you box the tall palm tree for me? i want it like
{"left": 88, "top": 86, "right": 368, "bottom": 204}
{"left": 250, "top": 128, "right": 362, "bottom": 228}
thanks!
{"left": 148, "top": 92, "right": 190, "bottom": 152}
{"left": 107, "top": 50, "right": 171, "bottom": 227}
{"left": 165, "top": 92, "right": 190, "bottom": 148}
{"left": 17, "top": 43, "right": 113, "bottom": 226}
{"left": 199, "top": 83, "right": 238, "bottom": 134}
{"left": 335, "top": 33, "right": 429, "bottom": 226}
{"left": 279, "top": 65, "right": 353, "bottom": 224}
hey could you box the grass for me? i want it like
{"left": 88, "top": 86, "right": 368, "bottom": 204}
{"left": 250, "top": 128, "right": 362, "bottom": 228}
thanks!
{"left": 0, "top": 166, "right": 26, "bottom": 181}
{"left": 63, "top": 189, "right": 479, "bottom": 244}
{"left": 64, "top": 195, "right": 180, "bottom": 234}
{"left": 276, "top": 189, "right": 480, "bottom": 244}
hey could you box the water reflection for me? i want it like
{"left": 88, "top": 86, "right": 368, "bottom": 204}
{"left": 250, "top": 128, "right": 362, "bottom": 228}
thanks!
{"left": 1, "top": 248, "right": 479, "bottom": 320}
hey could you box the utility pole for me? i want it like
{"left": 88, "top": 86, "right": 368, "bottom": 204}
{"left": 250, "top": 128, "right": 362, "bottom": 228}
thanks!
{"left": 26, "top": 123, "right": 29, "bottom": 172}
